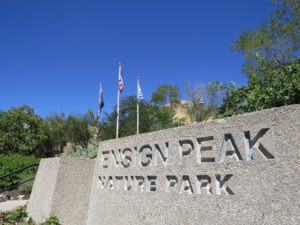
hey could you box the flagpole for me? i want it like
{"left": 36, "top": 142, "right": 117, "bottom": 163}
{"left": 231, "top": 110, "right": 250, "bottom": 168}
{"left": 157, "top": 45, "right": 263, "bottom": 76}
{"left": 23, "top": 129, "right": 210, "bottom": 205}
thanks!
{"left": 97, "top": 82, "right": 103, "bottom": 138}
{"left": 137, "top": 76, "right": 139, "bottom": 135}
{"left": 116, "top": 63, "right": 121, "bottom": 139}
{"left": 97, "top": 82, "right": 102, "bottom": 123}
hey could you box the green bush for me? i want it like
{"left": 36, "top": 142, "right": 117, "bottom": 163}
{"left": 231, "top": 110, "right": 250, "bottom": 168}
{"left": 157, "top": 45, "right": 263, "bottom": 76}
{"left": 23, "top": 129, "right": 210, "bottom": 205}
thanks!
{"left": 0, "top": 106, "right": 47, "bottom": 155}
{"left": 0, "top": 153, "right": 40, "bottom": 192}
{"left": 60, "top": 143, "right": 98, "bottom": 159}
{"left": 1, "top": 206, "right": 27, "bottom": 224}
{"left": 18, "top": 179, "right": 35, "bottom": 194}
{"left": 41, "top": 215, "right": 61, "bottom": 225}
{"left": 218, "top": 60, "right": 300, "bottom": 117}
{"left": 0, "top": 206, "right": 61, "bottom": 225}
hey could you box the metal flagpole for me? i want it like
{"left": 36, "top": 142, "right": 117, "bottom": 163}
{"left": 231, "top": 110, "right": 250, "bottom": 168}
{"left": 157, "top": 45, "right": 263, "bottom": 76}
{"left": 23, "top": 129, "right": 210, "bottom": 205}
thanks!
{"left": 116, "top": 63, "right": 121, "bottom": 139}
{"left": 137, "top": 76, "right": 139, "bottom": 135}
{"left": 97, "top": 83, "right": 102, "bottom": 123}
{"left": 97, "top": 82, "right": 104, "bottom": 136}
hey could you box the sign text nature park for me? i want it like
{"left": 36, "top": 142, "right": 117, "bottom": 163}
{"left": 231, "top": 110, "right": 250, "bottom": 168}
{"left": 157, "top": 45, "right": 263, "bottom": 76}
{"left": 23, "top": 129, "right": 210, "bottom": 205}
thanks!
{"left": 97, "top": 128, "right": 274, "bottom": 195}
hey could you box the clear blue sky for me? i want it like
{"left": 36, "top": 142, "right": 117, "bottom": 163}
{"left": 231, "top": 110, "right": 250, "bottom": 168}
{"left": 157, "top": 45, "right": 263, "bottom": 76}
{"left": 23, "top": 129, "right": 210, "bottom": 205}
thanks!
{"left": 0, "top": 0, "right": 274, "bottom": 117}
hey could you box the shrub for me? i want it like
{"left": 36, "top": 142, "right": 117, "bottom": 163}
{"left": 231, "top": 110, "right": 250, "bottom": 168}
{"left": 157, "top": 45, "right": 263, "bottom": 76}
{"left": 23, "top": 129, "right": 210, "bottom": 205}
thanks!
{"left": 0, "top": 153, "right": 39, "bottom": 192}
{"left": 0, "top": 106, "right": 47, "bottom": 155}
{"left": 60, "top": 143, "right": 98, "bottom": 159}
{"left": 1, "top": 206, "right": 27, "bottom": 224}
{"left": 218, "top": 60, "right": 300, "bottom": 117}
{"left": 41, "top": 215, "right": 61, "bottom": 225}
{"left": 0, "top": 206, "right": 61, "bottom": 225}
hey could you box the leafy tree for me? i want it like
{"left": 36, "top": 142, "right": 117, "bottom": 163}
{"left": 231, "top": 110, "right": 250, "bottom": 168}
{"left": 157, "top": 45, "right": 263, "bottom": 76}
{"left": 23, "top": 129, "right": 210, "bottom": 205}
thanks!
{"left": 151, "top": 85, "right": 181, "bottom": 108}
{"left": 99, "top": 95, "right": 181, "bottom": 139}
{"left": 148, "top": 105, "right": 180, "bottom": 131}
{"left": 218, "top": 59, "right": 300, "bottom": 117}
{"left": 206, "top": 81, "right": 223, "bottom": 113}
{"left": 98, "top": 112, "right": 117, "bottom": 141}
{"left": 41, "top": 109, "right": 97, "bottom": 155}
{"left": 217, "top": 0, "right": 300, "bottom": 117}
{"left": 41, "top": 113, "right": 68, "bottom": 156}
{"left": 0, "top": 105, "right": 47, "bottom": 154}
{"left": 184, "top": 82, "right": 222, "bottom": 122}
{"left": 84, "top": 109, "right": 98, "bottom": 126}
{"left": 184, "top": 82, "right": 207, "bottom": 122}
{"left": 232, "top": 0, "right": 300, "bottom": 76}
{"left": 65, "top": 114, "right": 91, "bottom": 150}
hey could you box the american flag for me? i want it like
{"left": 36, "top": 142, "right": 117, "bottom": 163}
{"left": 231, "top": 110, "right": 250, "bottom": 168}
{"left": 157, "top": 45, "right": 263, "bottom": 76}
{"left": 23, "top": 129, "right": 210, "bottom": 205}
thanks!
{"left": 119, "top": 64, "right": 124, "bottom": 93}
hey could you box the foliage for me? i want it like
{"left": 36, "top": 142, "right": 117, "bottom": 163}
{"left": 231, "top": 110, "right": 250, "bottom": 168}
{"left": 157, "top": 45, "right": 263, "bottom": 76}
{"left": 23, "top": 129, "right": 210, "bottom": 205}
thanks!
{"left": 0, "top": 206, "right": 61, "bottom": 225}
{"left": 60, "top": 143, "right": 98, "bottom": 159}
{"left": 0, "top": 153, "right": 39, "bottom": 191}
{"left": 206, "top": 81, "right": 223, "bottom": 113}
{"left": 41, "top": 110, "right": 97, "bottom": 156}
{"left": 217, "top": 0, "right": 300, "bottom": 117}
{"left": 99, "top": 95, "right": 182, "bottom": 139}
{"left": 18, "top": 179, "right": 35, "bottom": 194}
{"left": 232, "top": 0, "right": 300, "bottom": 75}
{"left": 184, "top": 81, "right": 222, "bottom": 122}
{"left": 0, "top": 105, "right": 97, "bottom": 158}
{"left": 0, "top": 206, "right": 27, "bottom": 224}
{"left": 151, "top": 85, "right": 181, "bottom": 108}
{"left": 41, "top": 215, "right": 61, "bottom": 225}
{"left": 26, "top": 218, "right": 36, "bottom": 225}
{"left": 40, "top": 113, "right": 68, "bottom": 157}
{"left": 218, "top": 59, "right": 300, "bottom": 117}
{"left": 65, "top": 114, "right": 91, "bottom": 150}
{"left": 149, "top": 105, "right": 183, "bottom": 131}
{"left": 0, "top": 106, "right": 47, "bottom": 155}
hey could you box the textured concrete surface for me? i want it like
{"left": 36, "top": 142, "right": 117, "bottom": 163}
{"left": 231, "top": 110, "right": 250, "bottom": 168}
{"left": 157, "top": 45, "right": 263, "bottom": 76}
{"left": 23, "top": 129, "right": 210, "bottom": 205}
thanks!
{"left": 27, "top": 158, "right": 60, "bottom": 222}
{"left": 86, "top": 104, "right": 300, "bottom": 225}
{"left": 28, "top": 105, "right": 300, "bottom": 225}
{"left": 0, "top": 200, "right": 28, "bottom": 212}
{"left": 51, "top": 158, "right": 95, "bottom": 225}
{"left": 28, "top": 158, "right": 94, "bottom": 225}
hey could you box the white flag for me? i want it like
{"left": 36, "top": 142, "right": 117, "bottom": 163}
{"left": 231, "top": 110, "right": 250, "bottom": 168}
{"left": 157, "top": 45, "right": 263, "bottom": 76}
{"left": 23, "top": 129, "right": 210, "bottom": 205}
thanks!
{"left": 119, "top": 65, "right": 124, "bottom": 93}
{"left": 137, "top": 80, "right": 143, "bottom": 101}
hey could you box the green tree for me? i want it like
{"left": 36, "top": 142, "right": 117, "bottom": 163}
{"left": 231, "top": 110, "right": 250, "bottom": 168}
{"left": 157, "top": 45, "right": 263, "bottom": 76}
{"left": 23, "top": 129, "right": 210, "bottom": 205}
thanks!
{"left": 0, "top": 105, "right": 47, "bottom": 154}
{"left": 184, "top": 82, "right": 207, "bottom": 122}
{"left": 184, "top": 82, "right": 222, "bottom": 122}
{"left": 99, "top": 95, "right": 181, "bottom": 140}
{"left": 41, "top": 113, "right": 68, "bottom": 156}
{"left": 218, "top": 60, "right": 300, "bottom": 117}
{"left": 42, "top": 109, "right": 97, "bottom": 154}
{"left": 148, "top": 105, "right": 180, "bottom": 131}
{"left": 151, "top": 85, "right": 181, "bottom": 108}
{"left": 232, "top": 0, "right": 300, "bottom": 75}
{"left": 217, "top": 0, "right": 300, "bottom": 117}
{"left": 206, "top": 81, "right": 223, "bottom": 113}
{"left": 65, "top": 114, "right": 91, "bottom": 150}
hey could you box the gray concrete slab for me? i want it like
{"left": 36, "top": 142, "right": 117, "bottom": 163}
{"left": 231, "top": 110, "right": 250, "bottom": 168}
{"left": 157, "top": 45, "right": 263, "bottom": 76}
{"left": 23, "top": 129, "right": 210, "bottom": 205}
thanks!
{"left": 87, "top": 104, "right": 300, "bottom": 225}
{"left": 27, "top": 158, "right": 95, "bottom": 225}
{"left": 28, "top": 105, "right": 300, "bottom": 225}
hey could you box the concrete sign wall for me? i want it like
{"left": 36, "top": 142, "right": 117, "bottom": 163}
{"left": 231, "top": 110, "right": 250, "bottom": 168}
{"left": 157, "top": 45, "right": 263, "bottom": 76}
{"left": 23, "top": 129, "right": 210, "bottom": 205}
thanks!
{"left": 28, "top": 105, "right": 300, "bottom": 225}
{"left": 28, "top": 158, "right": 95, "bottom": 225}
